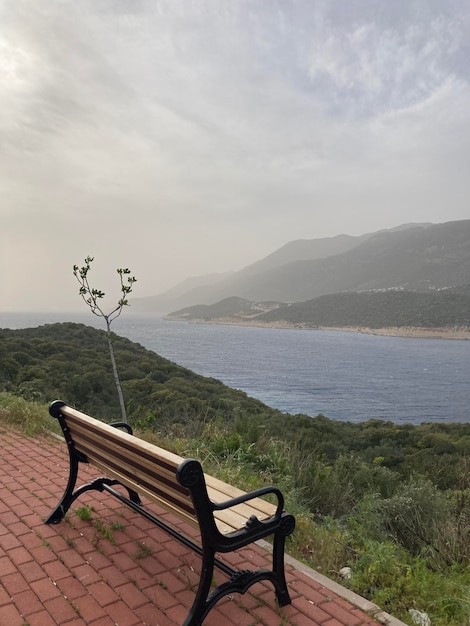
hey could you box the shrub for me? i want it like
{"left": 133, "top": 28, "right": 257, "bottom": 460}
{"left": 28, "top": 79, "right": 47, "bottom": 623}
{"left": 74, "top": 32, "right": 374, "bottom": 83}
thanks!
{"left": 353, "top": 477, "right": 470, "bottom": 570}
{"left": 0, "top": 393, "right": 58, "bottom": 437}
{"left": 350, "top": 540, "right": 470, "bottom": 624}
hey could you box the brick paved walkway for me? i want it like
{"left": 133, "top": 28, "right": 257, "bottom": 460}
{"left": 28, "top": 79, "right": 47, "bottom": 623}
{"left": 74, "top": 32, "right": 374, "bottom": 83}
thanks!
{"left": 0, "top": 427, "right": 405, "bottom": 626}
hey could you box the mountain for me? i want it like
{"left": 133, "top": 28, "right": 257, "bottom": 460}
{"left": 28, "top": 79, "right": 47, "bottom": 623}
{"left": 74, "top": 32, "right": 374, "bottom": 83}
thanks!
{"left": 131, "top": 233, "right": 370, "bottom": 313}
{"left": 133, "top": 271, "right": 233, "bottom": 313}
{"left": 234, "top": 233, "right": 373, "bottom": 277}
{"left": 236, "top": 222, "right": 429, "bottom": 277}
{"left": 133, "top": 220, "right": 469, "bottom": 312}
{"left": 235, "top": 220, "right": 470, "bottom": 302}
{"left": 132, "top": 228, "right": 389, "bottom": 312}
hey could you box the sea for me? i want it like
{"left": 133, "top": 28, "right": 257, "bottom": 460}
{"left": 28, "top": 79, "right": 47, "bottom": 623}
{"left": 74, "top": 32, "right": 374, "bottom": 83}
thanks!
{"left": 1, "top": 311, "right": 469, "bottom": 425}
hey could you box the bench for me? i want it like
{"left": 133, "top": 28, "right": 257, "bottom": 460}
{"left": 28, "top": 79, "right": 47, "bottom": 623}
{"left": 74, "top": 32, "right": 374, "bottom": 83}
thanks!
{"left": 45, "top": 401, "right": 295, "bottom": 626}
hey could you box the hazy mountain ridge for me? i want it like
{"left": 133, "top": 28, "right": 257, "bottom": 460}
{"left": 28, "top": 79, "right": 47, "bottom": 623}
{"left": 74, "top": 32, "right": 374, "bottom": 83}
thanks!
{"left": 133, "top": 227, "right": 392, "bottom": 311}
{"left": 229, "top": 221, "right": 470, "bottom": 302}
{"left": 134, "top": 271, "right": 234, "bottom": 312}
{"left": 134, "top": 220, "right": 469, "bottom": 312}
{"left": 236, "top": 222, "right": 431, "bottom": 278}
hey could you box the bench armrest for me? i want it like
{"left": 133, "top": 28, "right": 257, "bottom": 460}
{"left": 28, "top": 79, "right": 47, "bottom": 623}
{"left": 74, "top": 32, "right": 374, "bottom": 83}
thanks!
{"left": 212, "top": 486, "right": 284, "bottom": 519}
{"left": 110, "top": 422, "right": 134, "bottom": 435}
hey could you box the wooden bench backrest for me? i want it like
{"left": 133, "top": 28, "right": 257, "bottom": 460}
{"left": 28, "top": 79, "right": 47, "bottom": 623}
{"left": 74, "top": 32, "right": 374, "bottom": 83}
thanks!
{"left": 60, "top": 406, "right": 197, "bottom": 525}
{"left": 59, "top": 406, "right": 277, "bottom": 535}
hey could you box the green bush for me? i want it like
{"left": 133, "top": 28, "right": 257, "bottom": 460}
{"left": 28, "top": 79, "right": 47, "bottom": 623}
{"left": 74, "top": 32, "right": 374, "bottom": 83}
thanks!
{"left": 350, "top": 540, "right": 470, "bottom": 625}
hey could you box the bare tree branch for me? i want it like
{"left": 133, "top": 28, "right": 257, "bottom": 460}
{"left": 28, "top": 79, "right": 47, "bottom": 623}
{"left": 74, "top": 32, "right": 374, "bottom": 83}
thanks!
{"left": 73, "top": 256, "right": 137, "bottom": 422}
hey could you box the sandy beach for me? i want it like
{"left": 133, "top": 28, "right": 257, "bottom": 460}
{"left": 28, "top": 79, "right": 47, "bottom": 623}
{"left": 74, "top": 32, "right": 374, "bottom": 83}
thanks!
{"left": 339, "top": 326, "right": 470, "bottom": 340}
{"left": 174, "top": 316, "right": 470, "bottom": 339}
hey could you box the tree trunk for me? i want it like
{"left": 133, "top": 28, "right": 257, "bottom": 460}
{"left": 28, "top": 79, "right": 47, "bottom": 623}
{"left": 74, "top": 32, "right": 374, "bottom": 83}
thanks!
{"left": 106, "top": 322, "right": 127, "bottom": 423}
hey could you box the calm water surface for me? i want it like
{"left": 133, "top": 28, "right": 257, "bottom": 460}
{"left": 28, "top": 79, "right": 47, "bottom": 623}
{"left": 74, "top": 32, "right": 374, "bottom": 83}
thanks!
{"left": 1, "top": 311, "right": 469, "bottom": 424}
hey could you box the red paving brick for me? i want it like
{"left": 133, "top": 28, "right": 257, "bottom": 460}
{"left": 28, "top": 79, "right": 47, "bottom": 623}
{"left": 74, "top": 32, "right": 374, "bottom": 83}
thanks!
{"left": 0, "top": 427, "right": 402, "bottom": 625}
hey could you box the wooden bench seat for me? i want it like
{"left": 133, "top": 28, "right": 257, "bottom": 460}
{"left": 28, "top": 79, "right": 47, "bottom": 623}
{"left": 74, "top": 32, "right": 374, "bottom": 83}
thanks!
{"left": 46, "top": 401, "right": 295, "bottom": 625}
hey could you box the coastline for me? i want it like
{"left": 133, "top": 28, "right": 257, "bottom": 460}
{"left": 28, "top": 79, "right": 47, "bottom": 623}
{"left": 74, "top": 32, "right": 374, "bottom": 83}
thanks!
{"left": 166, "top": 316, "right": 470, "bottom": 340}
{"left": 323, "top": 326, "right": 470, "bottom": 340}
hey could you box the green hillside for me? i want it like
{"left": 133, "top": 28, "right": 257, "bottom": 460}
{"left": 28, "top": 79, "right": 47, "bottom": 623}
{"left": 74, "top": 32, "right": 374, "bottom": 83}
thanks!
{"left": 0, "top": 322, "right": 275, "bottom": 425}
{"left": 167, "top": 288, "right": 470, "bottom": 329}
{"left": 258, "top": 288, "right": 470, "bottom": 328}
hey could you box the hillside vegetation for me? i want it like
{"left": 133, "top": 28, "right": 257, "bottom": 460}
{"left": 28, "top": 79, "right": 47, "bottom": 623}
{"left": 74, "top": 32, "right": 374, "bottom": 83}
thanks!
{"left": 0, "top": 322, "right": 273, "bottom": 423}
{"left": 166, "top": 287, "right": 470, "bottom": 330}
{"left": 1, "top": 323, "right": 470, "bottom": 624}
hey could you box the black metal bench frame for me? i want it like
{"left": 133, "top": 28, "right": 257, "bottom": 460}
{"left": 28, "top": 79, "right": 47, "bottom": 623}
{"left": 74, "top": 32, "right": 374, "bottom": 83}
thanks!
{"left": 45, "top": 401, "right": 295, "bottom": 626}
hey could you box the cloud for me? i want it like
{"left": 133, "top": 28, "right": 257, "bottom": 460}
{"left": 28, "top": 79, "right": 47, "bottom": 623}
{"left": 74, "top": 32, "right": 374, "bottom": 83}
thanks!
{"left": 1, "top": 0, "right": 469, "bottom": 311}
{"left": 306, "top": 14, "right": 465, "bottom": 114}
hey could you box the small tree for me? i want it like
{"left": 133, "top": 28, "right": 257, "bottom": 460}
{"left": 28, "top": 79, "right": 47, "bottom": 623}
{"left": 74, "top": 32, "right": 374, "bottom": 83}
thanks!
{"left": 73, "top": 256, "right": 137, "bottom": 423}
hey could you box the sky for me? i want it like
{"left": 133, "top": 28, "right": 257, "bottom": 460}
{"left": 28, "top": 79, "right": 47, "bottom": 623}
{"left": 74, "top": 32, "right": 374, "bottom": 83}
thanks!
{"left": 1, "top": 0, "right": 470, "bottom": 312}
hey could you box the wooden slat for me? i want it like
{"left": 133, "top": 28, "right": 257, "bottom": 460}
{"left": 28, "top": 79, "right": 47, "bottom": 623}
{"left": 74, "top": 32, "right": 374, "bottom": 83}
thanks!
{"left": 59, "top": 405, "right": 278, "bottom": 535}
{"left": 90, "top": 457, "right": 198, "bottom": 527}
{"left": 68, "top": 424, "right": 186, "bottom": 494}
{"left": 75, "top": 439, "right": 195, "bottom": 516}
{"left": 65, "top": 413, "right": 191, "bottom": 501}
{"left": 62, "top": 406, "right": 184, "bottom": 465}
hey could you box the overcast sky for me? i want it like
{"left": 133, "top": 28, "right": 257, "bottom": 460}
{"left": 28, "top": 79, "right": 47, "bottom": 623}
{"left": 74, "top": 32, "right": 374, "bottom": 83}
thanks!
{"left": 1, "top": 0, "right": 469, "bottom": 312}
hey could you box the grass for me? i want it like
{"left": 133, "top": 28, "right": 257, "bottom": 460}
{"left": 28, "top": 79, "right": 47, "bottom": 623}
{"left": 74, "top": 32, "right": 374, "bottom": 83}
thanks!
{"left": 0, "top": 392, "right": 61, "bottom": 437}
{"left": 92, "top": 518, "right": 115, "bottom": 543}
{"left": 76, "top": 506, "right": 94, "bottom": 522}
{"left": 133, "top": 541, "right": 153, "bottom": 559}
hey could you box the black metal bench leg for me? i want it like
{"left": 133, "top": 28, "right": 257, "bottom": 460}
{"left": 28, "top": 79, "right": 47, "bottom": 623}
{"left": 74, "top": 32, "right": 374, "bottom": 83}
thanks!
{"left": 45, "top": 447, "right": 79, "bottom": 524}
{"left": 183, "top": 547, "right": 216, "bottom": 626}
{"left": 272, "top": 531, "right": 290, "bottom": 605}
{"left": 273, "top": 515, "right": 296, "bottom": 606}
